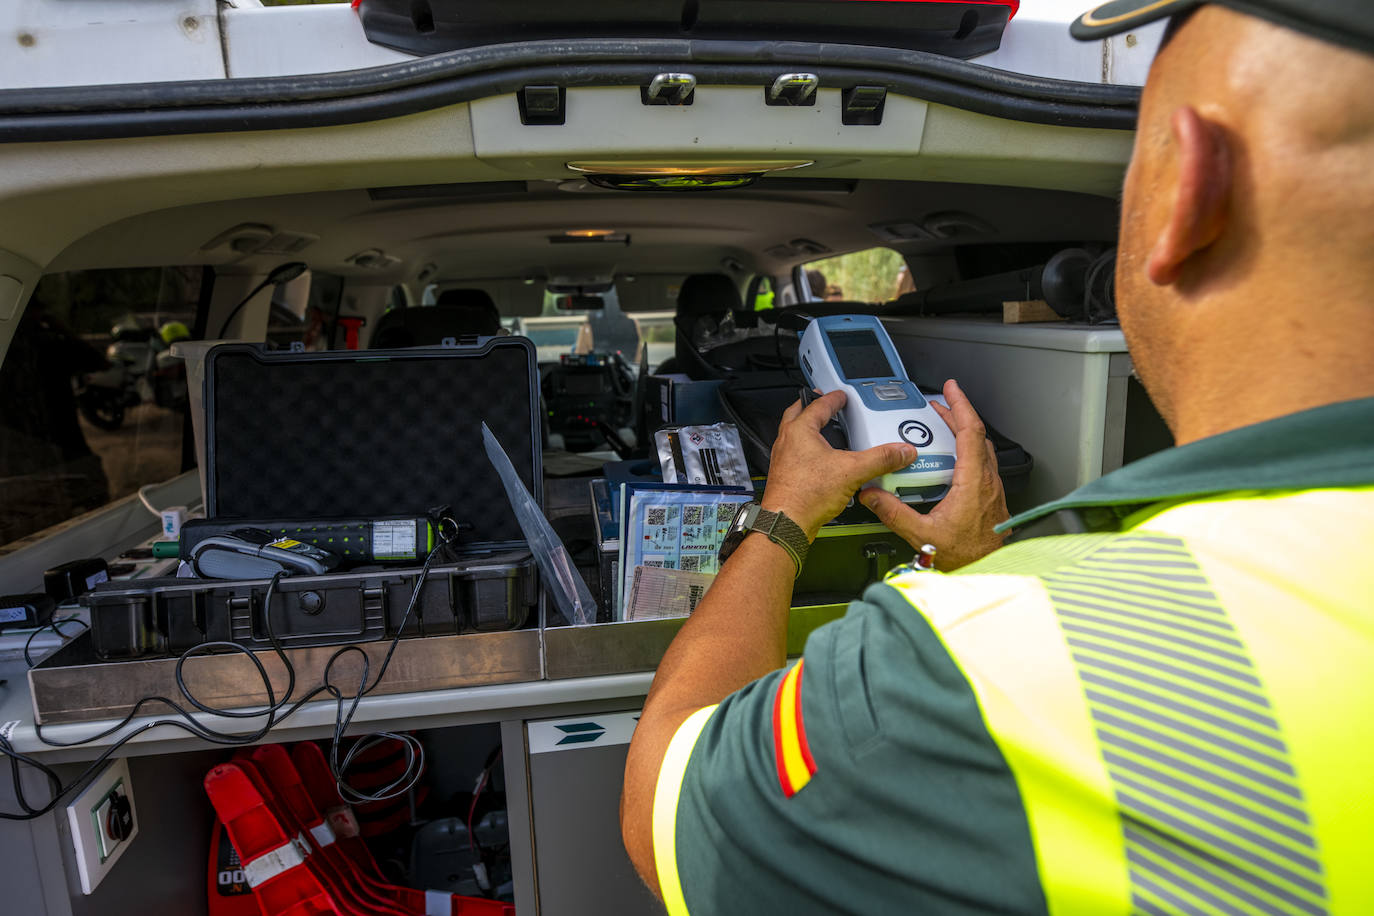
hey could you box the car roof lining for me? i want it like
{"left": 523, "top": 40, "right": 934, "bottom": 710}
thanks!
{"left": 47, "top": 177, "right": 1118, "bottom": 289}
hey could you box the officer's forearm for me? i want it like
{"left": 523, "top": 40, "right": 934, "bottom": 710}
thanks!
{"left": 621, "top": 532, "right": 795, "bottom": 893}
{"left": 653, "top": 531, "right": 794, "bottom": 704}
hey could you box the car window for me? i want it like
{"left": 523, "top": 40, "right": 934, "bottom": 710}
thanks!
{"left": 802, "top": 247, "right": 910, "bottom": 303}
{"left": 0, "top": 267, "right": 205, "bottom": 550}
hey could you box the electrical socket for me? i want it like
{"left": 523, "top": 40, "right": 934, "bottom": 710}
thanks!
{"left": 66, "top": 757, "right": 139, "bottom": 894}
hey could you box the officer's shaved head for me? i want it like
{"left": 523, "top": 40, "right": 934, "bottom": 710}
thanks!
{"left": 1117, "top": 5, "right": 1374, "bottom": 443}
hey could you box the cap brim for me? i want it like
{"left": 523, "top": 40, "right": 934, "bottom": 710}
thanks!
{"left": 1071, "top": 0, "right": 1199, "bottom": 40}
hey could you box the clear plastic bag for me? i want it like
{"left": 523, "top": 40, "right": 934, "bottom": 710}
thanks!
{"left": 482, "top": 423, "right": 597, "bottom": 626}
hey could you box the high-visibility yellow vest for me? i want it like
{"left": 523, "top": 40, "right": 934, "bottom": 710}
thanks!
{"left": 885, "top": 486, "right": 1374, "bottom": 915}
{"left": 653, "top": 399, "right": 1374, "bottom": 916}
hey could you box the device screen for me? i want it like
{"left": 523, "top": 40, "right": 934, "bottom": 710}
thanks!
{"left": 829, "top": 330, "right": 896, "bottom": 380}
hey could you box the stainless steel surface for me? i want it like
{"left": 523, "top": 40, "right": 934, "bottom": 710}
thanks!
{"left": 29, "top": 628, "right": 542, "bottom": 724}
{"left": 543, "top": 603, "right": 848, "bottom": 680}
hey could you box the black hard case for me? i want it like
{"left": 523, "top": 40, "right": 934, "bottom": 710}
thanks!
{"left": 88, "top": 339, "right": 544, "bottom": 660}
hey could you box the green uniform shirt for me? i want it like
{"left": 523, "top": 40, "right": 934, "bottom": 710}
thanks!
{"left": 653, "top": 397, "right": 1374, "bottom": 915}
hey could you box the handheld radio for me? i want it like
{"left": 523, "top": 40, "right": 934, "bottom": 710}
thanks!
{"left": 798, "top": 314, "right": 956, "bottom": 503}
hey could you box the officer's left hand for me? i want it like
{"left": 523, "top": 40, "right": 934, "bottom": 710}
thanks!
{"left": 761, "top": 390, "right": 919, "bottom": 541}
{"left": 859, "top": 379, "right": 1009, "bottom": 570}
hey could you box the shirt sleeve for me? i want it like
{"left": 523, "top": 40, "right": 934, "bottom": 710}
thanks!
{"left": 650, "top": 581, "right": 1050, "bottom": 916}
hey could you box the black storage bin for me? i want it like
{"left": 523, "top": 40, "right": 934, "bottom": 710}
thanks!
{"left": 718, "top": 376, "right": 1033, "bottom": 495}
{"left": 87, "top": 339, "right": 544, "bottom": 660}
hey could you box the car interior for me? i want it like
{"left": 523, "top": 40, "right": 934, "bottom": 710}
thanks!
{"left": 0, "top": 37, "right": 1175, "bottom": 909}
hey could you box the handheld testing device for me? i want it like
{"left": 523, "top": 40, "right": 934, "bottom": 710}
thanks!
{"left": 798, "top": 314, "right": 957, "bottom": 502}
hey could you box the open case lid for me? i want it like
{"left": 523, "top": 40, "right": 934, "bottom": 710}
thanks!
{"left": 204, "top": 339, "right": 541, "bottom": 550}
{"left": 358, "top": 0, "right": 1018, "bottom": 59}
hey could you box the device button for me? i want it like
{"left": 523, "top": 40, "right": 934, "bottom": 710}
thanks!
{"left": 874, "top": 384, "right": 906, "bottom": 400}
{"left": 899, "top": 420, "right": 934, "bottom": 447}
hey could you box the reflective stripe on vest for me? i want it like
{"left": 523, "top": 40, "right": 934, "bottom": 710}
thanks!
{"left": 884, "top": 487, "right": 1374, "bottom": 916}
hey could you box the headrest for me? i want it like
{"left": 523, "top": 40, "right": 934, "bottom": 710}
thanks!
{"left": 676, "top": 274, "right": 742, "bottom": 320}
{"left": 436, "top": 288, "right": 498, "bottom": 311}
{"left": 369, "top": 295, "right": 501, "bottom": 348}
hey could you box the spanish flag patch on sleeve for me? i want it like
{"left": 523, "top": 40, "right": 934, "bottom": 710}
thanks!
{"left": 772, "top": 660, "right": 817, "bottom": 797}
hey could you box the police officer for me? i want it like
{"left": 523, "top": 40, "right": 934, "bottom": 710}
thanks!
{"left": 623, "top": 2, "right": 1374, "bottom": 913}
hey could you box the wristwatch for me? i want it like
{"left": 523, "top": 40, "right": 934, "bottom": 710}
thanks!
{"left": 717, "top": 502, "right": 810, "bottom": 578}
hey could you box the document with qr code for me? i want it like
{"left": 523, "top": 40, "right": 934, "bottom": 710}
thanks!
{"left": 618, "top": 487, "right": 753, "bottom": 619}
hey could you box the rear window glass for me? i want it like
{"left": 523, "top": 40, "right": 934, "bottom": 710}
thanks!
{"left": 803, "top": 247, "right": 909, "bottom": 303}
{"left": 0, "top": 268, "right": 203, "bottom": 550}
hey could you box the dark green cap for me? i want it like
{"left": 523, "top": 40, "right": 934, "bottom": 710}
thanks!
{"left": 1071, "top": 0, "right": 1374, "bottom": 57}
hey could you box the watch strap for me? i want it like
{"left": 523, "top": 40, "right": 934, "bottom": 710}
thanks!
{"left": 749, "top": 506, "right": 809, "bottom": 578}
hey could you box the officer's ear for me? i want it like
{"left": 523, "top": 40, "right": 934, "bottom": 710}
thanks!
{"left": 1147, "top": 105, "right": 1233, "bottom": 287}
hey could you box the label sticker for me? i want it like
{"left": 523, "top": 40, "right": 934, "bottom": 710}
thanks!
{"left": 85, "top": 570, "right": 109, "bottom": 589}
{"left": 0, "top": 605, "right": 27, "bottom": 624}
{"left": 528, "top": 711, "right": 641, "bottom": 754}
{"left": 268, "top": 539, "right": 302, "bottom": 550}
{"left": 215, "top": 823, "right": 252, "bottom": 896}
{"left": 373, "top": 520, "right": 417, "bottom": 560}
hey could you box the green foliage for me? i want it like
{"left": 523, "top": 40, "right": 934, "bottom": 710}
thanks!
{"left": 806, "top": 247, "right": 907, "bottom": 304}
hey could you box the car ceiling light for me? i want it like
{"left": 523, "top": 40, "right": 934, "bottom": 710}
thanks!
{"left": 565, "top": 159, "right": 813, "bottom": 176}
{"left": 548, "top": 232, "right": 630, "bottom": 245}
{"left": 585, "top": 174, "right": 760, "bottom": 192}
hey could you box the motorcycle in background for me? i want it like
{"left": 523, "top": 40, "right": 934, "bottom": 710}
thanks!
{"left": 75, "top": 318, "right": 189, "bottom": 430}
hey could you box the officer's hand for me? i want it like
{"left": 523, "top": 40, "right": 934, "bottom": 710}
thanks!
{"left": 859, "top": 379, "right": 1009, "bottom": 570}
{"left": 762, "top": 390, "right": 919, "bottom": 541}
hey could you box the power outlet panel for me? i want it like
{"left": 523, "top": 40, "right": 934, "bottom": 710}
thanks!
{"left": 66, "top": 757, "right": 139, "bottom": 894}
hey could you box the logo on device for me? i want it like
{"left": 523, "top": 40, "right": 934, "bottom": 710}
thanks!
{"left": 898, "top": 420, "right": 934, "bottom": 448}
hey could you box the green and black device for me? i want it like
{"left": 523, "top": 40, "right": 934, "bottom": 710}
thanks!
{"left": 179, "top": 515, "right": 435, "bottom": 566}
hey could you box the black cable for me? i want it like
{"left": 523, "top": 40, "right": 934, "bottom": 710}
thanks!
{"left": 775, "top": 320, "right": 802, "bottom": 387}
{"left": 23, "top": 615, "right": 89, "bottom": 669}
{"left": 214, "top": 277, "right": 275, "bottom": 340}
{"left": 328, "top": 541, "right": 443, "bottom": 805}
{"left": 0, "top": 536, "right": 453, "bottom": 820}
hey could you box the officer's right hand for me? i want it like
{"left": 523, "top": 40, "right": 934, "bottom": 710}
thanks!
{"left": 859, "top": 379, "right": 1009, "bottom": 571}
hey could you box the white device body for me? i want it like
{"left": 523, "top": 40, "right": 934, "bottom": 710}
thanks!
{"left": 798, "top": 314, "right": 957, "bottom": 502}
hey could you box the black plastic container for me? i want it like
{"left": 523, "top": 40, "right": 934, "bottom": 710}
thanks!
{"left": 87, "top": 551, "right": 537, "bottom": 660}
{"left": 87, "top": 339, "right": 545, "bottom": 659}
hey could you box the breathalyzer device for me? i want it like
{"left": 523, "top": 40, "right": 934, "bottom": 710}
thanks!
{"left": 798, "top": 314, "right": 957, "bottom": 503}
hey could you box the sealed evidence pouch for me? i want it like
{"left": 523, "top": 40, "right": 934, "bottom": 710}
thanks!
{"left": 85, "top": 339, "right": 544, "bottom": 660}
{"left": 654, "top": 422, "right": 751, "bottom": 488}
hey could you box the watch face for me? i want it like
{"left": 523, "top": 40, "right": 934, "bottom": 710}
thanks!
{"left": 718, "top": 502, "right": 758, "bottom": 563}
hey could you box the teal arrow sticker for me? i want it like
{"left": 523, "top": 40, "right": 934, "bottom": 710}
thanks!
{"left": 555, "top": 722, "right": 606, "bottom": 745}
